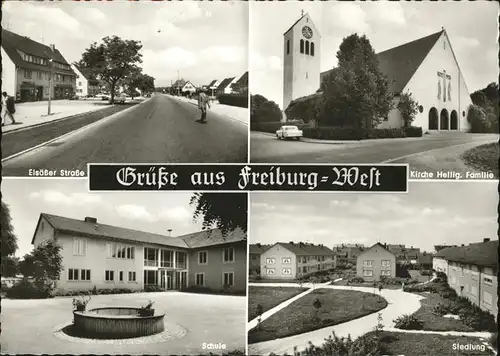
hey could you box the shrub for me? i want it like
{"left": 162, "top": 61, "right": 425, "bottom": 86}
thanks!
{"left": 349, "top": 277, "right": 365, "bottom": 283}
{"left": 251, "top": 121, "right": 289, "bottom": 133}
{"left": 217, "top": 93, "right": 248, "bottom": 108}
{"left": 364, "top": 128, "right": 406, "bottom": 139}
{"left": 302, "top": 127, "right": 365, "bottom": 140}
{"left": 6, "top": 279, "right": 52, "bottom": 299}
{"left": 405, "top": 126, "right": 423, "bottom": 137}
{"left": 144, "top": 285, "right": 163, "bottom": 292}
{"left": 433, "top": 303, "right": 450, "bottom": 316}
{"left": 393, "top": 314, "right": 424, "bottom": 330}
{"left": 435, "top": 271, "right": 447, "bottom": 281}
{"left": 490, "top": 333, "right": 498, "bottom": 351}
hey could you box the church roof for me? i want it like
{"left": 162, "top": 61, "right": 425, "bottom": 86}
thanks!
{"left": 283, "top": 13, "right": 307, "bottom": 35}
{"left": 320, "top": 30, "right": 444, "bottom": 95}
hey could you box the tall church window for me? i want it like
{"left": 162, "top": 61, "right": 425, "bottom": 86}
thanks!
{"left": 305, "top": 41, "right": 310, "bottom": 55}
{"left": 311, "top": 42, "right": 315, "bottom": 56}
{"left": 287, "top": 40, "right": 290, "bottom": 55}
{"left": 300, "top": 39, "right": 304, "bottom": 54}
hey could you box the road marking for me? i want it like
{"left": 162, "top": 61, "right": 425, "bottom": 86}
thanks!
{"left": 381, "top": 140, "right": 498, "bottom": 163}
{"left": 1, "top": 101, "right": 150, "bottom": 163}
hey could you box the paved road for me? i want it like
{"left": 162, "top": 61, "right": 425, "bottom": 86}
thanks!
{"left": 251, "top": 131, "right": 498, "bottom": 179}
{"left": 3, "top": 95, "right": 248, "bottom": 176}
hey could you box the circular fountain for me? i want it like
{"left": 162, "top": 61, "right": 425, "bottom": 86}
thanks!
{"left": 73, "top": 307, "right": 165, "bottom": 339}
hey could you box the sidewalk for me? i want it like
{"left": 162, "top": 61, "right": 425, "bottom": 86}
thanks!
{"left": 167, "top": 94, "right": 248, "bottom": 125}
{"left": 2, "top": 100, "right": 111, "bottom": 133}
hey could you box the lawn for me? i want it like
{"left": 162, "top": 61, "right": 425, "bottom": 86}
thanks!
{"left": 248, "top": 286, "right": 308, "bottom": 321}
{"left": 248, "top": 288, "right": 387, "bottom": 344}
{"left": 331, "top": 280, "right": 403, "bottom": 290}
{"left": 462, "top": 142, "right": 499, "bottom": 178}
{"left": 369, "top": 331, "right": 494, "bottom": 355}
{"left": 412, "top": 292, "right": 473, "bottom": 332}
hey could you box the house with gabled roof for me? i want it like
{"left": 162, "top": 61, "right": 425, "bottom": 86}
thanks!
{"left": 283, "top": 13, "right": 472, "bottom": 132}
{"left": 230, "top": 71, "right": 248, "bottom": 94}
{"left": 215, "top": 77, "right": 236, "bottom": 96}
{"left": 1, "top": 29, "right": 77, "bottom": 102}
{"left": 249, "top": 243, "right": 272, "bottom": 275}
{"left": 70, "top": 63, "right": 99, "bottom": 97}
{"left": 260, "top": 242, "right": 336, "bottom": 280}
{"left": 356, "top": 243, "right": 396, "bottom": 282}
{"left": 433, "top": 238, "right": 497, "bottom": 319}
{"left": 31, "top": 213, "right": 247, "bottom": 294}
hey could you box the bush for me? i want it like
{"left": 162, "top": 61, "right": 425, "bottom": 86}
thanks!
{"left": 420, "top": 269, "right": 432, "bottom": 276}
{"left": 490, "top": 333, "right": 498, "bottom": 351}
{"left": 380, "top": 276, "right": 418, "bottom": 286}
{"left": 433, "top": 302, "right": 450, "bottom": 316}
{"left": 349, "top": 277, "right": 365, "bottom": 283}
{"left": 6, "top": 279, "right": 52, "bottom": 299}
{"left": 144, "top": 285, "right": 163, "bottom": 292}
{"left": 393, "top": 314, "right": 424, "bottom": 330}
{"left": 435, "top": 271, "right": 447, "bottom": 281}
{"left": 217, "top": 93, "right": 248, "bottom": 108}
{"left": 405, "top": 126, "right": 423, "bottom": 137}
{"left": 302, "top": 127, "right": 365, "bottom": 140}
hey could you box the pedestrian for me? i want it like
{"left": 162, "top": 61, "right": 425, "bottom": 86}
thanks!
{"left": 2, "top": 92, "right": 17, "bottom": 126}
{"left": 197, "top": 89, "right": 211, "bottom": 123}
{"left": 378, "top": 284, "right": 383, "bottom": 294}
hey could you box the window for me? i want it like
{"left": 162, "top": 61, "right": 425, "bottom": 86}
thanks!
{"left": 128, "top": 271, "right": 136, "bottom": 282}
{"left": 126, "top": 246, "right": 135, "bottom": 259}
{"left": 282, "top": 257, "right": 291, "bottom": 264}
{"left": 483, "top": 277, "right": 493, "bottom": 286}
{"left": 24, "top": 70, "right": 32, "bottom": 79}
{"left": 311, "top": 42, "right": 315, "bottom": 56}
{"left": 223, "top": 247, "right": 235, "bottom": 263}
{"left": 68, "top": 268, "right": 79, "bottom": 281}
{"left": 266, "top": 257, "right": 276, "bottom": 264}
{"left": 483, "top": 291, "right": 492, "bottom": 306}
{"left": 37, "top": 71, "right": 42, "bottom": 79}
{"left": 287, "top": 40, "right": 290, "bottom": 55}
{"left": 195, "top": 273, "right": 205, "bottom": 286}
{"left": 160, "top": 249, "right": 173, "bottom": 267}
{"left": 266, "top": 268, "right": 275, "bottom": 275}
{"left": 471, "top": 271, "right": 478, "bottom": 280}
{"left": 363, "top": 270, "right": 373, "bottom": 277}
{"left": 198, "top": 251, "right": 208, "bottom": 265}
{"left": 119, "top": 271, "right": 124, "bottom": 282}
{"left": 383, "top": 116, "right": 389, "bottom": 121}
{"left": 363, "top": 260, "right": 373, "bottom": 267}
{"left": 381, "top": 260, "right": 391, "bottom": 267}
{"left": 282, "top": 268, "right": 292, "bottom": 275}
{"left": 105, "top": 270, "right": 114, "bottom": 282}
{"left": 107, "top": 243, "right": 134, "bottom": 259}
{"left": 300, "top": 39, "right": 304, "bottom": 54}
{"left": 223, "top": 272, "right": 234, "bottom": 287}
{"left": 73, "top": 238, "right": 87, "bottom": 256}
{"left": 381, "top": 270, "right": 391, "bottom": 276}
{"left": 78, "top": 81, "right": 82, "bottom": 86}
{"left": 470, "top": 285, "right": 477, "bottom": 296}
{"left": 144, "top": 247, "right": 158, "bottom": 266}
{"left": 302, "top": 266, "right": 307, "bottom": 273}
{"left": 305, "top": 41, "right": 309, "bottom": 55}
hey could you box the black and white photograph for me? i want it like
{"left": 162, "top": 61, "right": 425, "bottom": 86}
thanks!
{"left": 0, "top": 179, "right": 247, "bottom": 355}
{"left": 247, "top": 182, "right": 498, "bottom": 356}
{"left": 1, "top": 1, "right": 249, "bottom": 177}
{"left": 249, "top": 2, "right": 498, "bottom": 180}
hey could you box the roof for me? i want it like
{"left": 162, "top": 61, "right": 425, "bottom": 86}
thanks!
{"left": 216, "top": 77, "right": 235, "bottom": 91}
{"left": 284, "top": 13, "right": 306, "bottom": 35}
{"left": 207, "top": 79, "right": 218, "bottom": 88}
{"left": 320, "top": 30, "right": 444, "bottom": 95}
{"left": 33, "top": 213, "right": 244, "bottom": 249}
{"left": 181, "top": 228, "right": 246, "bottom": 249}
{"left": 233, "top": 71, "right": 248, "bottom": 87}
{"left": 275, "top": 242, "right": 335, "bottom": 256}
{"left": 435, "top": 240, "right": 498, "bottom": 269}
{"left": 1, "top": 29, "right": 76, "bottom": 76}
{"left": 172, "top": 79, "right": 186, "bottom": 88}
{"left": 250, "top": 244, "right": 272, "bottom": 254}
{"left": 358, "top": 243, "right": 396, "bottom": 257}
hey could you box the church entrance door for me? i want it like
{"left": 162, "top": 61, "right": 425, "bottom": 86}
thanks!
{"left": 450, "top": 110, "right": 458, "bottom": 130}
{"left": 428, "top": 107, "right": 438, "bottom": 130}
{"left": 440, "top": 109, "right": 449, "bottom": 130}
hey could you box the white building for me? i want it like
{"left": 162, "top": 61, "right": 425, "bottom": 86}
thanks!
{"left": 181, "top": 81, "right": 196, "bottom": 94}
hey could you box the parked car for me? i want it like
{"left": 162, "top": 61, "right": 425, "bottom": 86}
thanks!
{"left": 276, "top": 125, "right": 303, "bottom": 140}
{"left": 114, "top": 94, "right": 127, "bottom": 104}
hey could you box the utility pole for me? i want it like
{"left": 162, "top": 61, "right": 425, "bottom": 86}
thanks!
{"left": 48, "top": 58, "right": 53, "bottom": 115}
{"left": 177, "top": 70, "right": 180, "bottom": 96}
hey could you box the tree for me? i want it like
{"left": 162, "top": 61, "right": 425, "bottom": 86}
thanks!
{"left": 250, "top": 94, "right": 271, "bottom": 123}
{"left": 467, "top": 104, "right": 488, "bottom": 133}
{"left": 254, "top": 100, "right": 283, "bottom": 123}
{"left": 122, "top": 70, "right": 155, "bottom": 98}
{"left": 1, "top": 256, "right": 19, "bottom": 277}
{"left": 19, "top": 241, "right": 63, "bottom": 290}
{"left": 320, "top": 34, "right": 393, "bottom": 128}
{"left": 313, "top": 298, "right": 322, "bottom": 320}
{"left": 78, "top": 36, "right": 143, "bottom": 104}
{"left": 397, "top": 91, "right": 420, "bottom": 127}
{"left": 1, "top": 201, "right": 18, "bottom": 258}
{"left": 190, "top": 193, "right": 247, "bottom": 234}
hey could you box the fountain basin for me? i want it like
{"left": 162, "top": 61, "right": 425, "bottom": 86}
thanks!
{"left": 73, "top": 307, "right": 165, "bottom": 339}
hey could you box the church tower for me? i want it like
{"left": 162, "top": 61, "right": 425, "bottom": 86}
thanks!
{"left": 283, "top": 12, "right": 321, "bottom": 110}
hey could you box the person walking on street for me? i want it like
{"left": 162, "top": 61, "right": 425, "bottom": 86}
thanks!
{"left": 197, "top": 89, "right": 211, "bottom": 123}
{"left": 2, "top": 92, "right": 17, "bottom": 126}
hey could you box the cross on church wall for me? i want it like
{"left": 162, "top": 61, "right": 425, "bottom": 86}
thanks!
{"left": 437, "top": 70, "right": 452, "bottom": 102}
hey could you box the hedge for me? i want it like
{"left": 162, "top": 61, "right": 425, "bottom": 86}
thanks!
{"left": 218, "top": 94, "right": 248, "bottom": 108}
{"left": 6, "top": 279, "right": 53, "bottom": 299}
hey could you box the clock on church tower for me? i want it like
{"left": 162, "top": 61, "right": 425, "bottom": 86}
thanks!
{"left": 302, "top": 26, "right": 313, "bottom": 39}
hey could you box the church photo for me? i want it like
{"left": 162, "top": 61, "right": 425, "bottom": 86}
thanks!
{"left": 249, "top": 1, "right": 498, "bottom": 180}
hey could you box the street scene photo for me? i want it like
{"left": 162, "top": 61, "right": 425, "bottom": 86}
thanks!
{"left": 250, "top": 2, "right": 498, "bottom": 180}
{"left": 1, "top": 1, "right": 249, "bottom": 177}
{"left": 247, "top": 183, "right": 498, "bottom": 356}
{"left": 0, "top": 179, "right": 247, "bottom": 355}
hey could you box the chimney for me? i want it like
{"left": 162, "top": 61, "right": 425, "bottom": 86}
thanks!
{"left": 483, "top": 238, "right": 490, "bottom": 242}
{"left": 167, "top": 229, "right": 172, "bottom": 237}
{"left": 289, "top": 241, "right": 294, "bottom": 244}
{"left": 84, "top": 217, "right": 97, "bottom": 223}
{"left": 461, "top": 244, "right": 465, "bottom": 247}
{"left": 49, "top": 44, "right": 56, "bottom": 52}
{"left": 257, "top": 243, "right": 261, "bottom": 247}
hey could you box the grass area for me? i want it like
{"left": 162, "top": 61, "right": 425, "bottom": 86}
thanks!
{"left": 331, "top": 280, "right": 402, "bottom": 290}
{"left": 412, "top": 292, "right": 473, "bottom": 332}
{"left": 369, "top": 331, "right": 494, "bottom": 355}
{"left": 248, "top": 286, "right": 308, "bottom": 321}
{"left": 462, "top": 142, "right": 499, "bottom": 178}
{"left": 248, "top": 288, "right": 387, "bottom": 344}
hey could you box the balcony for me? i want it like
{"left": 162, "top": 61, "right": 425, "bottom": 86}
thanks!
{"left": 144, "top": 260, "right": 158, "bottom": 267}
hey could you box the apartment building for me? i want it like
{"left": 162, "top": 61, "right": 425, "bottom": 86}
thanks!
{"left": 249, "top": 243, "right": 271, "bottom": 276}
{"left": 434, "top": 239, "right": 498, "bottom": 319}
{"left": 31, "top": 213, "right": 247, "bottom": 293}
{"left": 356, "top": 243, "right": 396, "bottom": 282}
{"left": 1, "top": 29, "right": 76, "bottom": 102}
{"left": 333, "top": 244, "right": 365, "bottom": 266}
{"left": 260, "top": 242, "right": 336, "bottom": 280}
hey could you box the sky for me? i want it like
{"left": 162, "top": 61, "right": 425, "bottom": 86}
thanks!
{"left": 250, "top": 1, "right": 499, "bottom": 108}
{"left": 2, "top": 1, "right": 248, "bottom": 87}
{"left": 2, "top": 179, "right": 208, "bottom": 258}
{"left": 250, "top": 182, "right": 498, "bottom": 253}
